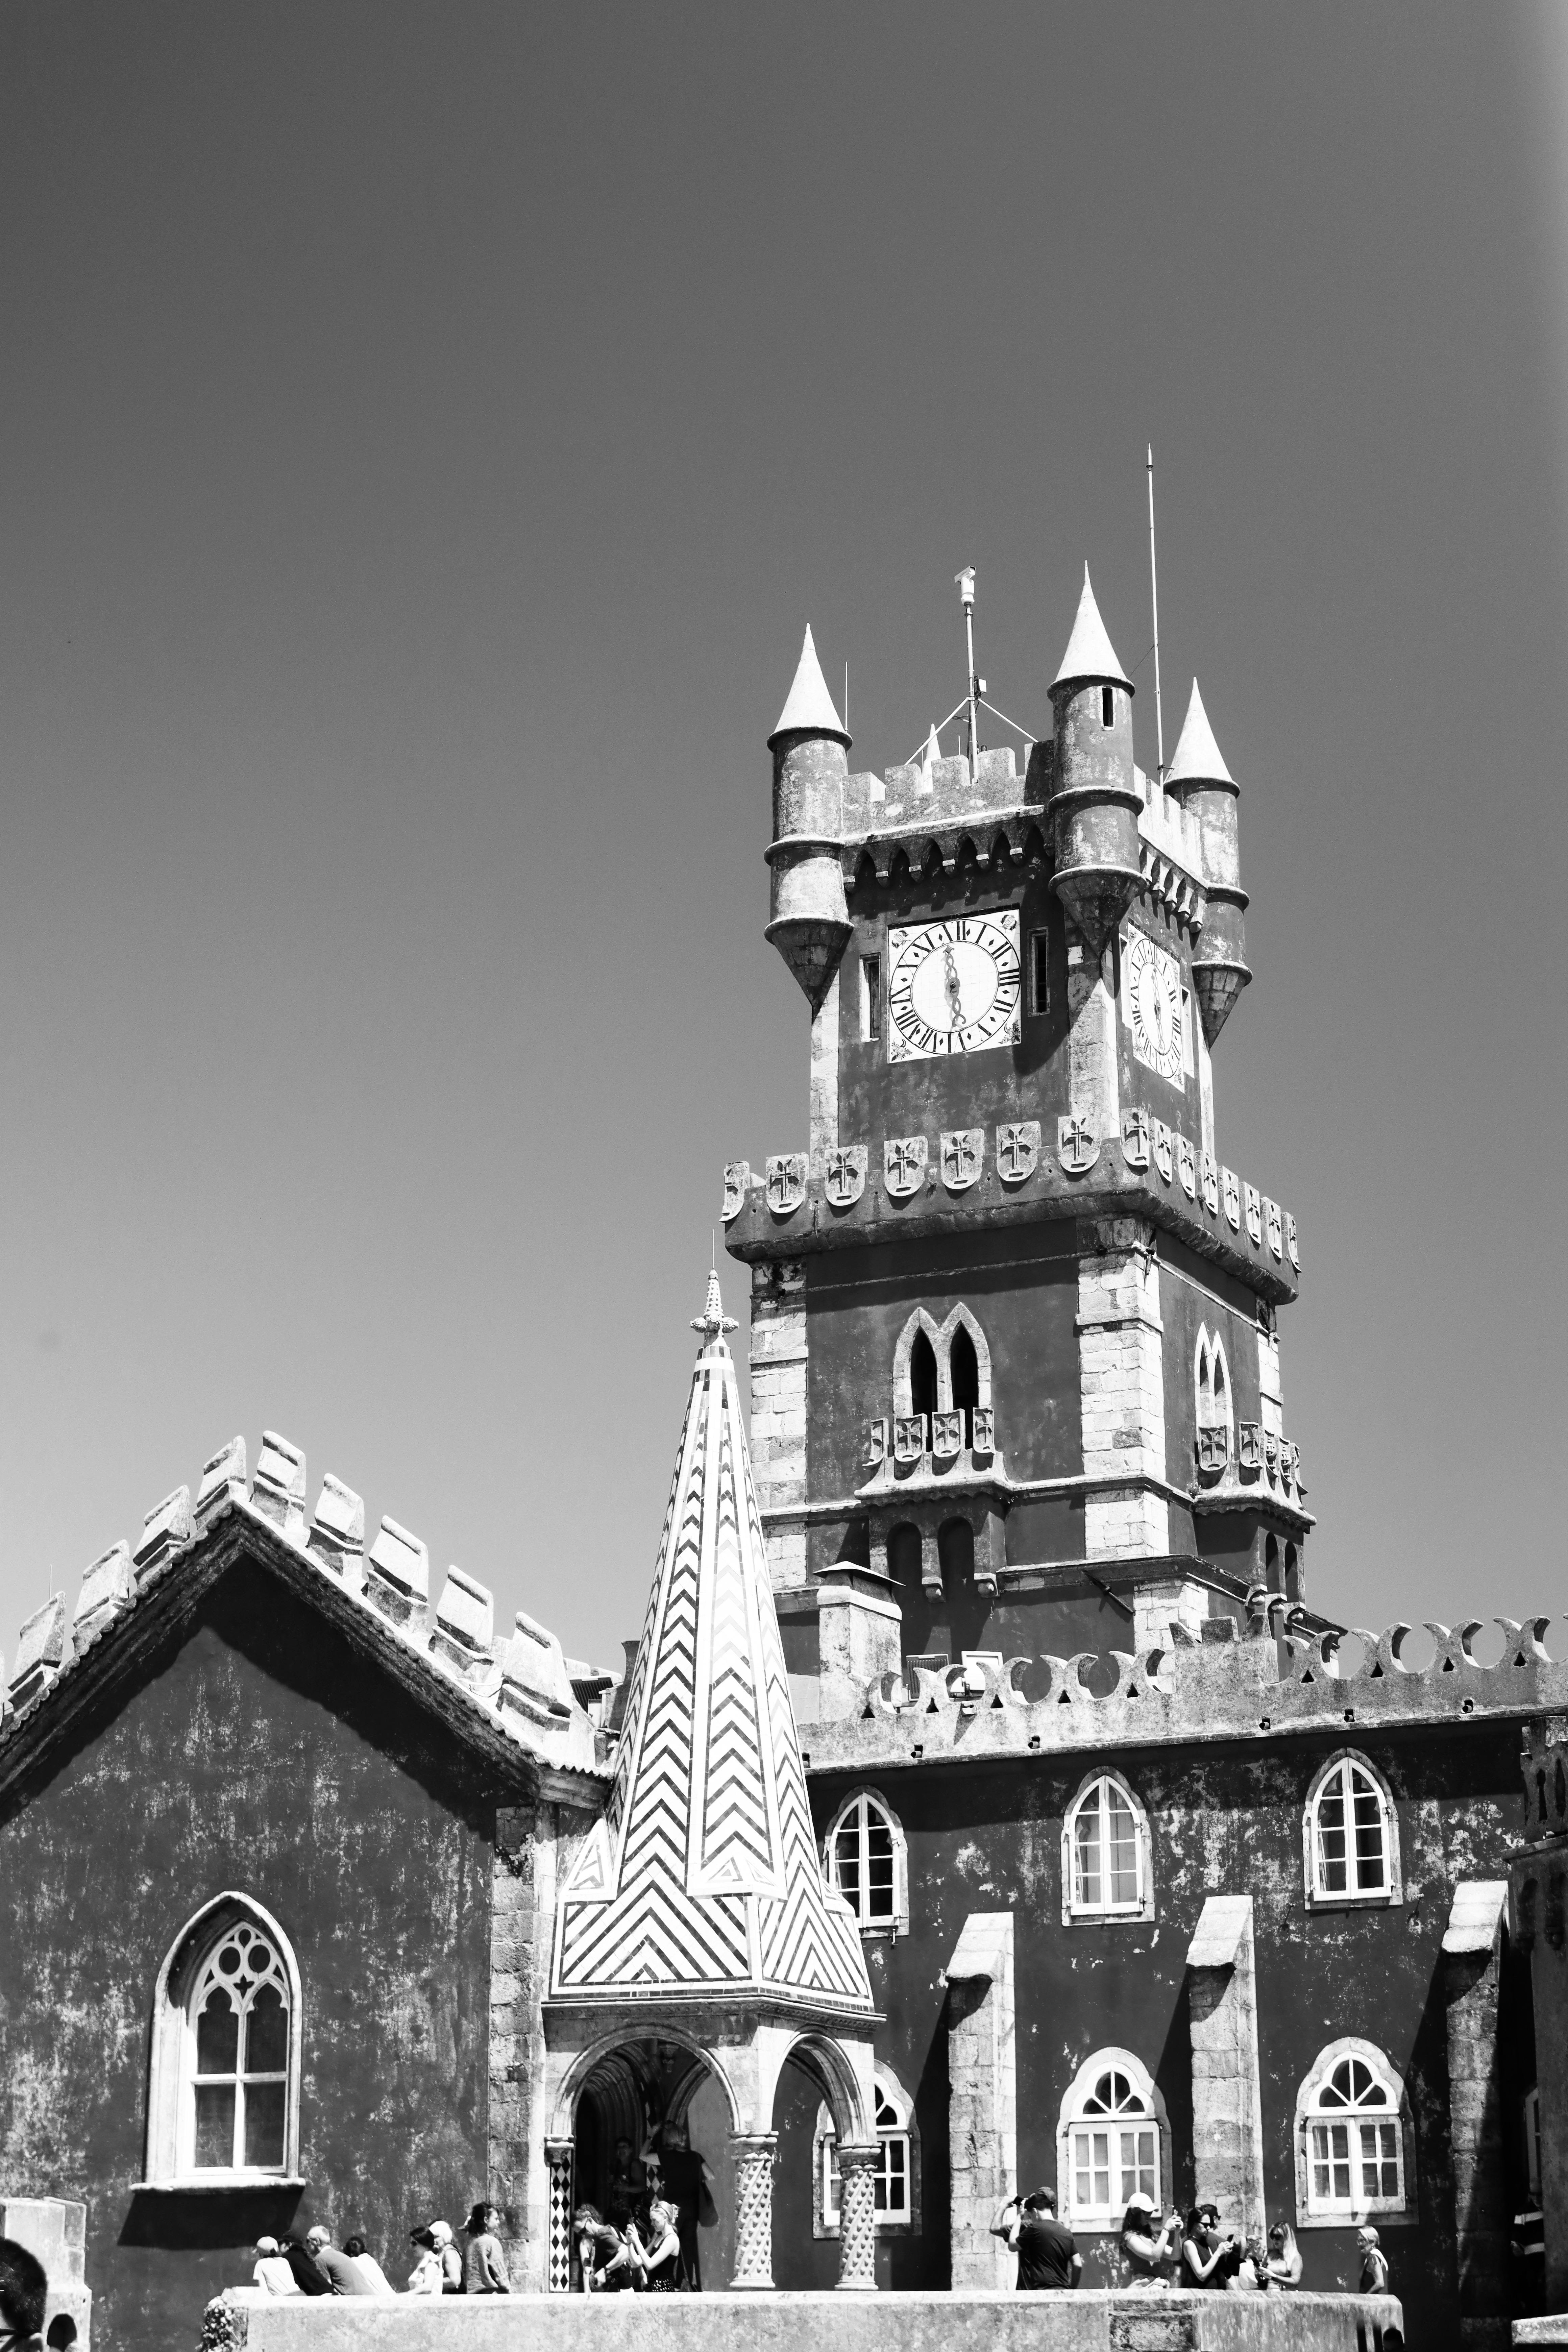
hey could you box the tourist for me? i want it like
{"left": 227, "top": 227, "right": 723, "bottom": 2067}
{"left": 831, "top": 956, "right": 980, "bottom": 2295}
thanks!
{"left": 280, "top": 2238, "right": 332, "bottom": 2296}
{"left": 989, "top": 2186, "right": 1082, "bottom": 2288}
{"left": 1228, "top": 2235, "right": 1267, "bottom": 2291}
{"left": 607, "top": 2139, "right": 644, "bottom": 2233}
{"left": 1119, "top": 2195, "right": 1179, "bottom": 2287}
{"left": 0, "top": 2236, "right": 48, "bottom": 2351}
{"left": 428, "top": 2220, "right": 463, "bottom": 2294}
{"left": 1262, "top": 2223, "right": 1302, "bottom": 2290}
{"left": 464, "top": 2204, "right": 511, "bottom": 2294}
{"left": 305, "top": 2227, "right": 376, "bottom": 2296}
{"left": 251, "top": 2237, "right": 299, "bottom": 2296}
{"left": 1357, "top": 2226, "right": 1390, "bottom": 2296}
{"left": 1181, "top": 2206, "right": 1240, "bottom": 2287}
{"left": 405, "top": 2229, "right": 445, "bottom": 2297}
{"left": 627, "top": 2200, "right": 682, "bottom": 2292}
{"left": 573, "top": 2204, "right": 634, "bottom": 2292}
{"left": 642, "top": 2119, "right": 715, "bottom": 2289}
{"left": 343, "top": 2238, "right": 396, "bottom": 2298}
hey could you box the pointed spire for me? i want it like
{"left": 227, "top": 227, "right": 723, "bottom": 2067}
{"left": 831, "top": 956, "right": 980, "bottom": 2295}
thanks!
{"left": 768, "top": 624, "right": 850, "bottom": 748}
{"left": 1051, "top": 564, "right": 1133, "bottom": 694}
{"left": 691, "top": 1265, "right": 738, "bottom": 1349}
{"left": 1166, "top": 679, "right": 1235, "bottom": 790}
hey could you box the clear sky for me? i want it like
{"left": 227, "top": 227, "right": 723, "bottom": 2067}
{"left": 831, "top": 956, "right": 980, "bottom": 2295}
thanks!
{"left": 0, "top": 3, "right": 1563, "bottom": 1676}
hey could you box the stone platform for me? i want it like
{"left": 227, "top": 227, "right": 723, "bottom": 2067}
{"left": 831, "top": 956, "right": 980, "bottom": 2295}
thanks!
{"left": 217, "top": 2290, "right": 1404, "bottom": 2352}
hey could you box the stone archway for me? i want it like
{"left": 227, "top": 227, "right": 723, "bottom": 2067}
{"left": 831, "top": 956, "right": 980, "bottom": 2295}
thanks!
{"left": 767, "top": 2031, "right": 880, "bottom": 2292}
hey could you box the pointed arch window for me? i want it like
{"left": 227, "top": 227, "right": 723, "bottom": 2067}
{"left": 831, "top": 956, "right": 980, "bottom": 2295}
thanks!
{"left": 1294, "top": 2040, "right": 1412, "bottom": 2224}
{"left": 1303, "top": 1751, "right": 1402, "bottom": 1909}
{"left": 824, "top": 1789, "right": 909, "bottom": 1935}
{"left": 141, "top": 1894, "right": 303, "bottom": 2188}
{"left": 1195, "top": 1325, "right": 1233, "bottom": 1471}
{"left": 1062, "top": 1770, "right": 1153, "bottom": 1922}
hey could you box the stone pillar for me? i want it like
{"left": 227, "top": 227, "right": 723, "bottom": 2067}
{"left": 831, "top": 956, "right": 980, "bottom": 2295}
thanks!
{"left": 1186, "top": 1894, "right": 1266, "bottom": 2247}
{"left": 488, "top": 1801, "right": 540, "bottom": 2286}
{"left": 809, "top": 969, "right": 840, "bottom": 1170}
{"left": 1077, "top": 1216, "right": 1169, "bottom": 1561}
{"left": 945, "top": 1912, "right": 1016, "bottom": 2287}
{"left": 835, "top": 2142, "right": 880, "bottom": 2290}
{"left": 1443, "top": 1882, "right": 1510, "bottom": 2352}
{"left": 730, "top": 2133, "right": 778, "bottom": 2288}
{"left": 818, "top": 1564, "right": 902, "bottom": 1717}
{"left": 750, "top": 1260, "right": 808, "bottom": 1592}
{"left": 543, "top": 2138, "right": 575, "bottom": 2294}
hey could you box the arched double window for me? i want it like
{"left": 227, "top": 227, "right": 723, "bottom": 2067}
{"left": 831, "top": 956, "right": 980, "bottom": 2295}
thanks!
{"left": 1294, "top": 2040, "right": 1411, "bottom": 2224}
{"left": 1303, "top": 1751, "right": 1402, "bottom": 1908}
{"left": 824, "top": 1789, "right": 909, "bottom": 1935}
{"left": 816, "top": 2072, "right": 918, "bottom": 2234}
{"left": 143, "top": 1894, "right": 302, "bottom": 2186}
{"left": 1194, "top": 1325, "right": 1232, "bottom": 1469}
{"left": 1062, "top": 1771, "right": 1153, "bottom": 1923}
{"left": 1056, "top": 2049, "right": 1168, "bottom": 2231}
{"left": 891, "top": 1307, "right": 993, "bottom": 1453}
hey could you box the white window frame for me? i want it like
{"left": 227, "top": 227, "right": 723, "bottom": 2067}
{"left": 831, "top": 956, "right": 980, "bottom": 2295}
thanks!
{"left": 823, "top": 1788, "right": 909, "bottom": 1937}
{"left": 1294, "top": 2038, "right": 1413, "bottom": 2228}
{"left": 814, "top": 2069, "right": 919, "bottom": 2238}
{"left": 141, "top": 1892, "right": 303, "bottom": 2190}
{"left": 1302, "top": 1749, "right": 1403, "bottom": 1910}
{"left": 1061, "top": 1769, "right": 1154, "bottom": 1925}
{"left": 1055, "top": 2048, "right": 1169, "bottom": 2234}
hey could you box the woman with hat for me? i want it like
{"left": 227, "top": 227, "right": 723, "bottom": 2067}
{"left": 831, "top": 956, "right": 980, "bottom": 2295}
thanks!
{"left": 1119, "top": 2196, "right": 1179, "bottom": 2288}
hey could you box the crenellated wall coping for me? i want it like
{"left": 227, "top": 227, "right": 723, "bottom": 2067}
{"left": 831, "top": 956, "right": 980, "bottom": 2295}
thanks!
{"left": 0, "top": 1429, "right": 609, "bottom": 1784}
{"left": 798, "top": 1605, "right": 1567, "bottom": 1770}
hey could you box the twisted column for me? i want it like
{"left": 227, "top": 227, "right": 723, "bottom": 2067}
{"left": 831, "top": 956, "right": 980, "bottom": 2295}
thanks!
{"left": 835, "top": 2141, "right": 881, "bottom": 2290}
{"left": 729, "top": 2132, "right": 778, "bottom": 2288}
{"left": 544, "top": 2137, "right": 575, "bottom": 2293}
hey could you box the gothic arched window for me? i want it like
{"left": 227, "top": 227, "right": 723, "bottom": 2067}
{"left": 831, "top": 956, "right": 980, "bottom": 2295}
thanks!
{"left": 824, "top": 1789, "right": 909, "bottom": 1935}
{"left": 908, "top": 1331, "right": 938, "bottom": 1424}
{"left": 1062, "top": 1771, "right": 1153, "bottom": 1922}
{"left": 1303, "top": 1751, "right": 1402, "bottom": 1908}
{"left": 1194, "top": 1325, "right": 1233, "bottom": 1468}
{"left": 1294, "top": 2041, "right": 1411, "bottom": 2224}
{"left": 814, "top": 2068, "right": 920, "bottom": 2236}
{"left": 144, "top": 1894, "right": 302, "bottom": 2186}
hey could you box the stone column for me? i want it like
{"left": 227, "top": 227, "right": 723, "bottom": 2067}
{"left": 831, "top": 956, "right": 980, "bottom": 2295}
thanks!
{"left": 1077, "top": 1216, "right": 1169, "bottom": 1561}
{"left": 1444, "top": 1882, "right": 1510, "bottom": 2350}
{"left": 945, "top": 1912, "right": 1016, "bottom": 2288}
{"left": 835, "top": 2143, "right": 880, "bottom": 2291}
{"left": 488, "top": 1800, "right": 540, "bottom": 2286}
{"left": 543, "top": 2138, "right": 575, "bottom": 2294}
{"left": 1186, "top": 1894, "right": 1266, "bottom": 2247}
{"left": 817, "top": 1564, "right": 902, "bottom": 1718}
{"left": 729, "top": 2133, "right": 778, "bottom": 2289}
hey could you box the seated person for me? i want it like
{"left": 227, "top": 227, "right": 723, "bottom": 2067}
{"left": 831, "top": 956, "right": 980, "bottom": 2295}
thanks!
{"left": 251, "top": 2236, "right": 300, "bottom": 2296}
{"left": 343, "top": 2237, "right": 396, "bottom": 2298}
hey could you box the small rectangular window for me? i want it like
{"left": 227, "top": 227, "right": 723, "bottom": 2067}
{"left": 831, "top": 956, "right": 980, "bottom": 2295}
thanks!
{"left": 1030, "top": 930, "right": 1050, "bottom": 1016}
{"left": 1101, "top": 685, "right": 1115, "bottom": 728}
{"left": 860, "top": 956, "right": 882, "bottom": 1043}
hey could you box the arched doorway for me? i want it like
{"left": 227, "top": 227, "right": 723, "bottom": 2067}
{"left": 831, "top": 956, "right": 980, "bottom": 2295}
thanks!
{"left": 563, "top": 2034, "right": 738, "bottom": 2290}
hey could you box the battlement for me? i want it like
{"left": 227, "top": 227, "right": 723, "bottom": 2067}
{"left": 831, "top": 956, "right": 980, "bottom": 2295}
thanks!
{"left": 722, "top": 1128, "right": 1300, "bottom": 1304}
{"left": 795, "top": 1601, "right": 1566, "bottom": 1773}
{"left": 0, "top": 1430, "right": 614, "bottom": 1783}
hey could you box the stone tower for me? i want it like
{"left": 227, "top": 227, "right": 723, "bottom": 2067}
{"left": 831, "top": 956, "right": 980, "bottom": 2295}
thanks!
{"left": 723, "top": 577, "right": 1314, "bottom": 1685}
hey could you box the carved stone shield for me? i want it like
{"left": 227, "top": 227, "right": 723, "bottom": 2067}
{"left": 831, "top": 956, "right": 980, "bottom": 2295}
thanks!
{"left": 995, "top": 1121, "right": 1039, "bottom": 1184}
{"left": 864, "top": 1417, "right": 889, "bottom": 1470}
{"left": 1264, "top": 1429, "right": 1280, "bottom": 1476}
{"left": 1177, "top": 1135, "right": 1197, "bottom": 1199}
{"left": 1197, "top": 1424, "right": 1228, "bottom": 1475}
{"left": 1238, "top": 1420, "right": 1262, "bottom": 1472}
{"left": 940, "top": 1128, "right": 985, "bottom": 1192}
{"left": 1265, "top": 1197, "right": 1283, "bottom": 1260}
{"left": 765, "top": 1153, "right": 808, "bottom": 1217}
{"left": 722, "top": 1161, "right": 750, "bottom": 1223}
{"left": 1153, "top": 1119, "right": 1174, "bottom": 1184}
{"left": 893, "top": 1413, "right": 928, "bottom": 1464}
{"left": 1222, "top": 1167, "right": 1241, "bottom": 1230}
{"left": 971, "top": 1405, "right": 995, "bottom": 1458}
{"left": 1200, "top": 1152, "right": 1219, "bottom": 1217}
{"left": 1057, "top": 1114, "right": 1100, "bottom": 1176}
{"left": 1245, "top": 1183, "right": 1263, "bottom": 1246}
{"left": 824, "top": 1145, "right": 867, "bottom": 1210}
{"left": 1121, "top": 1106, "right": 1151, "bottom": 1171}
{"left": 931, "top": 1408, "right": 963, "bottom": 1460}
{"left": 1285, "top": 1211, "right": 1299, "bottom": 1270}
{"left": 884, "top": 1135, "right": 929, "bottom": 1199}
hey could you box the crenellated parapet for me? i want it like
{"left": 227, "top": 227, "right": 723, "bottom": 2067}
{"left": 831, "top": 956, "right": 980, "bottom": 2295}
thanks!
{"left": 0, "top": 1429, "right": 610, "bottom": 1783}
{"left": 797, "top": 1604, "right": 1568, "bottom": 1769}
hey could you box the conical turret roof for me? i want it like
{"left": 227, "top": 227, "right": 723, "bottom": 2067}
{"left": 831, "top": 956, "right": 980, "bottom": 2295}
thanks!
{"left": 1166, "top": 679, "right": 1235, "bottom": 789}
{"left": 1051, "top": 565, "right": 1133, "bottom": 694}
{"left": 768, "top": 624, "right": 851, "bottom": 748}
{"left": 551, "top": 1275, "right": 873, "bottom": 2014}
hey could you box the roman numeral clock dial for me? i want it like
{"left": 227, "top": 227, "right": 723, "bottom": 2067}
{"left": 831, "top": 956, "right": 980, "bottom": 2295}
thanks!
{"left": 885, "top": 913, "right": 1021, "bottom": 1060}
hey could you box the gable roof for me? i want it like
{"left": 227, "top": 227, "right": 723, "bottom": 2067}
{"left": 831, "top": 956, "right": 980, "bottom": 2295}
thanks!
{"left": 550, "top": 1276, "right": 872, "bottom": 2014}
{"left": 0, "top": 1431, "right": 605, "bottom": 1801}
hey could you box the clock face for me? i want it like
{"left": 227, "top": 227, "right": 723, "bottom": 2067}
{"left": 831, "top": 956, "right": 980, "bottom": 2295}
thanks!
{"left": 1123, "top": 928, "right": 1186, "bottom": 1085}
{"left": 886, "top": 912, "right": 1021, "bottom": 1060}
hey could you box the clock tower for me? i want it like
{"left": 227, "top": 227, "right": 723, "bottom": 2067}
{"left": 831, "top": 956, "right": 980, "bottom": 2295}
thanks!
{"left": 724, "top": 578, "right": 1313, "bottom": 1688}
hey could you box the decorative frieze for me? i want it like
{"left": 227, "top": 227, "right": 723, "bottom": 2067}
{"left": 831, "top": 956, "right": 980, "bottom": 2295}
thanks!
{"left": 1121, "top": 1106, "right": 1150, "bottom": 1170}
{"left": 1057, "top": 1113, "right": 1099, "bottom": 1175}
{"left": 765, "top": 1153, "right": 808, "bottom": 1216}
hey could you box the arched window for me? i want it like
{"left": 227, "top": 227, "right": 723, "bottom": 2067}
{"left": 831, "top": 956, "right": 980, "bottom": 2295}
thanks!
{"left": 824, "top": 1789, "right": 909, "bottom": 1935}
{"left": 143, "top": 1894, "right": 302, "bottom": 2187}
{"left": 1294, "top": 2040, "right": 1410, "bottom": 2224}
{"left": 1303, "top": 1751, "right": 1402, "bottom": 1908}
{"left": 1194, "top": 1326, "right": 1232, "bottom": 1468}
{"left": 1056, "top": 2049, "right": 1168, "bottom": 2231}
{"left": 908, "top": 1331, "right": 938, "bottom": 1423}
{"left": 814, "top": 2069, "right": 920, "bottom": 2236}
{"left": 1062, "top": 1771, "right": 1153, "bottom": 1923}
{"left": 949, "top": 1324, "right": 979, "bottom": 1419}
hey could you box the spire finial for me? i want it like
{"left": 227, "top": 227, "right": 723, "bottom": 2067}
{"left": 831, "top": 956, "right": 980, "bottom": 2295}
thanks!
{"left": 692, "top": 1265, "right": 738, "bottom": 1347}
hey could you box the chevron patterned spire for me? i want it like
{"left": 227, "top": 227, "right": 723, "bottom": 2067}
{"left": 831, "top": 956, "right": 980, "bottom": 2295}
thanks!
{"left": 551, "top": 1280, "right": 872, "bottom": 2013}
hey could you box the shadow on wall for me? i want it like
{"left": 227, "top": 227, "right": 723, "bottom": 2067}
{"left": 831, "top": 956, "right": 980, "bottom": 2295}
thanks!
{"left": 119, "top": 2187, "right": 304, "bottom": 2251}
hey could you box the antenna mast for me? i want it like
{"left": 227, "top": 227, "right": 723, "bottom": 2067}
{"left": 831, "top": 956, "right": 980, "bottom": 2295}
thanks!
{"left": 956, "top": 566, "right": 981, "bottom": 774}
{"left": 1147, "top": 445, "right": 1165, "bottom": 784}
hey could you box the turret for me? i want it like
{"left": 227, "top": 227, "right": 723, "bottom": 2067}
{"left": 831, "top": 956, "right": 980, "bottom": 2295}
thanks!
{"left": 764, "top": 626, "right": 853, "bottom": 1011}
{"left": 1166, "top": 679, "right": 1251, "bottom": 1044}
{"left": 1046, "top": 567, "right": 1142, "bottom": 956}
